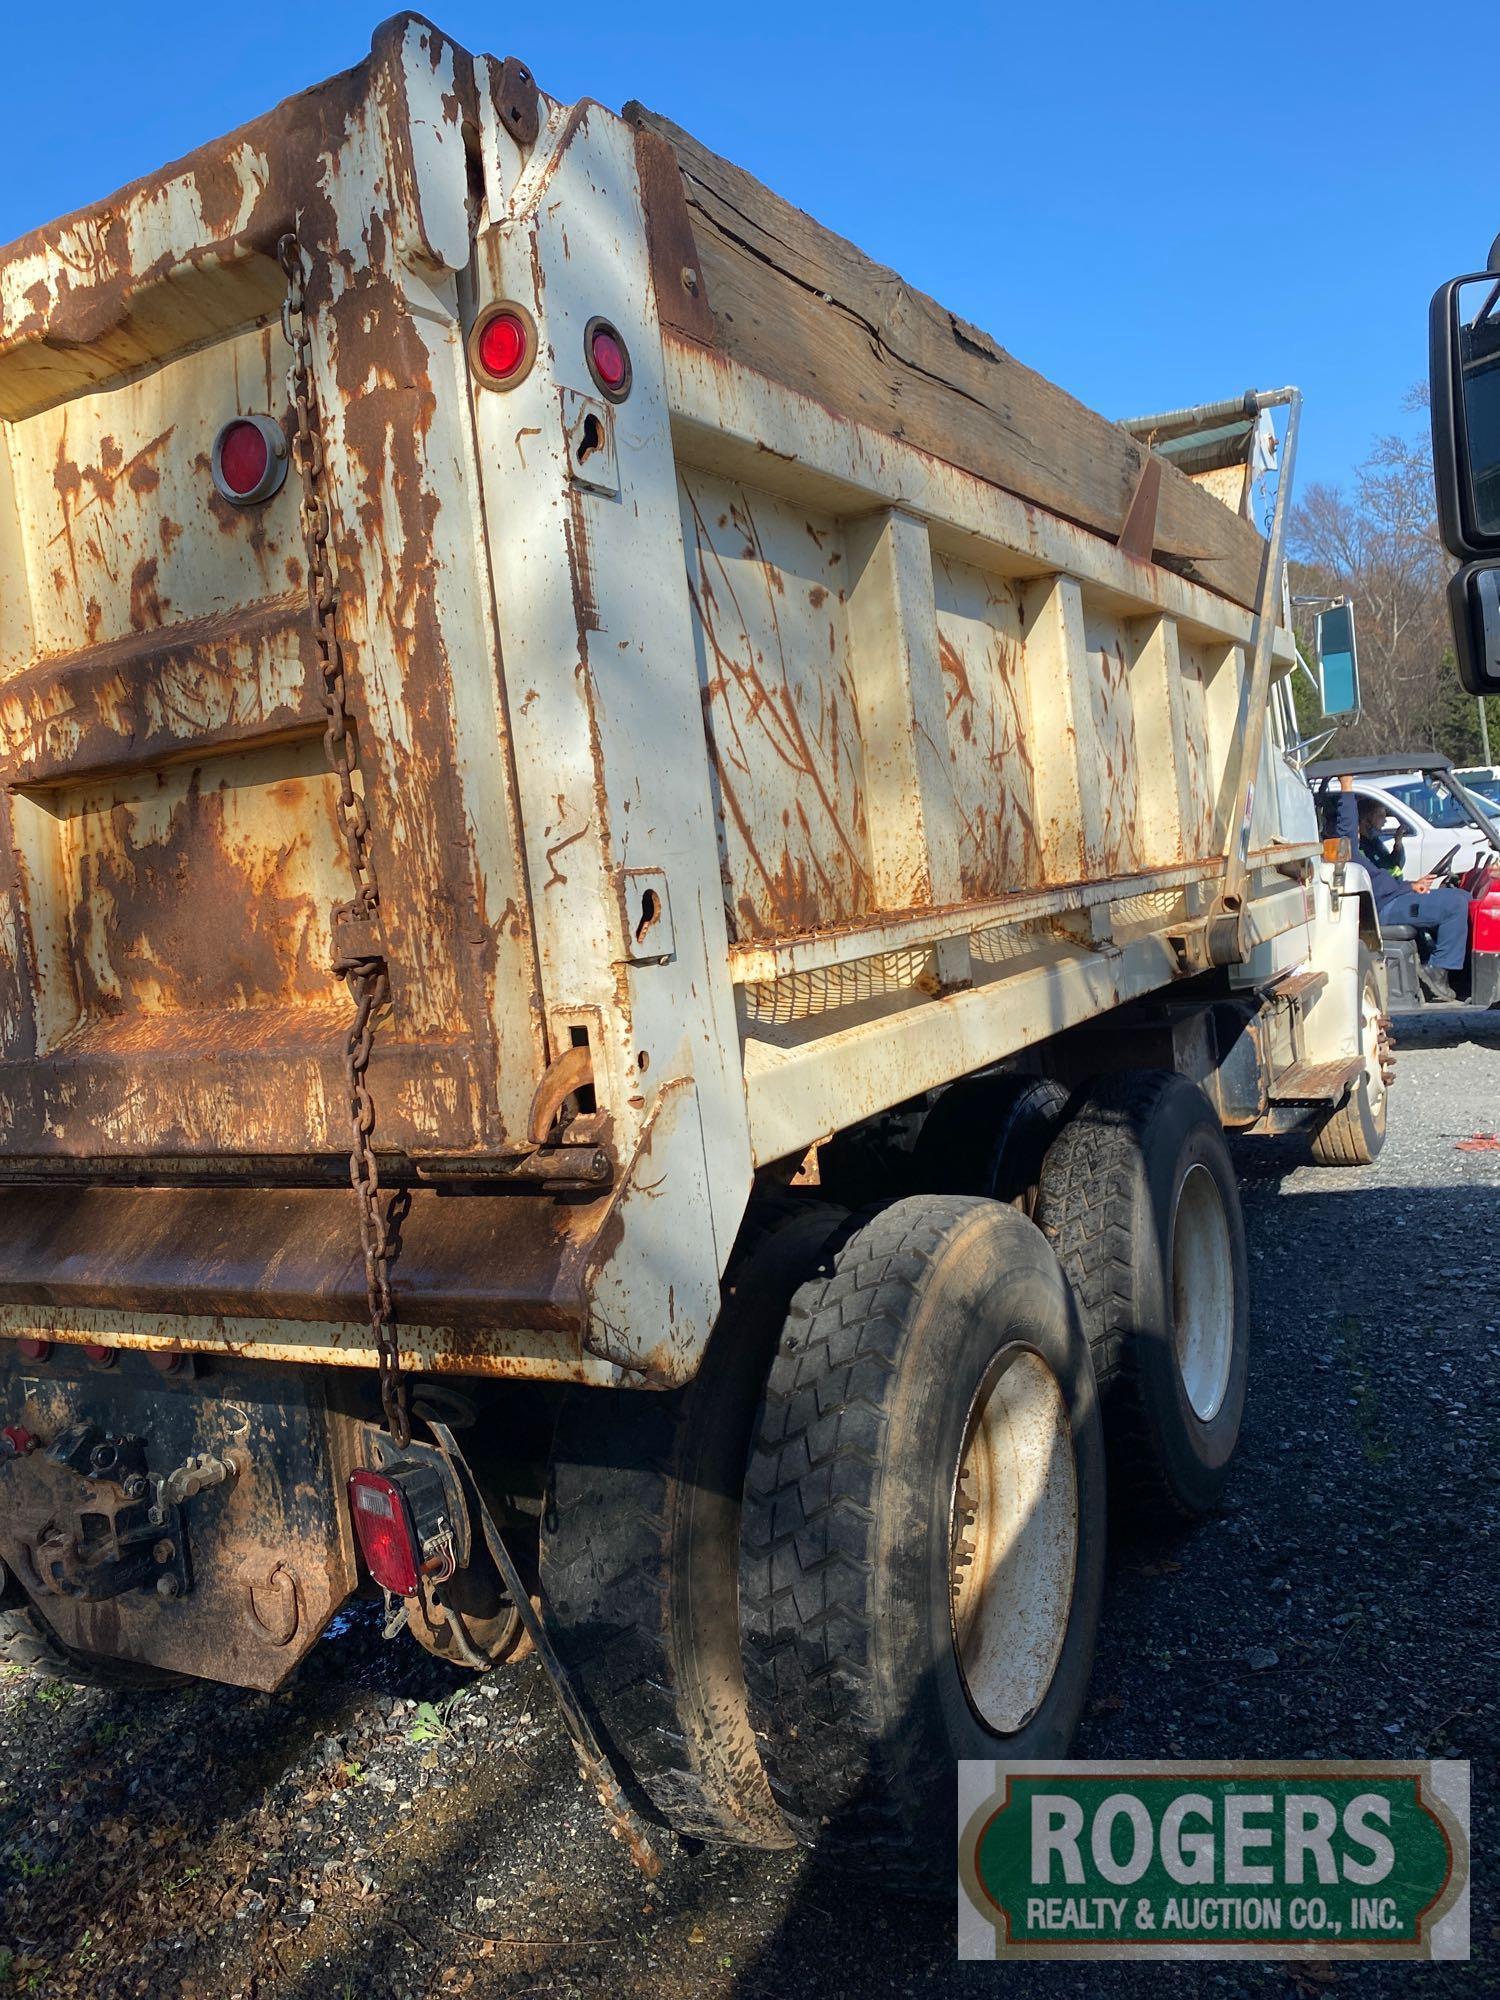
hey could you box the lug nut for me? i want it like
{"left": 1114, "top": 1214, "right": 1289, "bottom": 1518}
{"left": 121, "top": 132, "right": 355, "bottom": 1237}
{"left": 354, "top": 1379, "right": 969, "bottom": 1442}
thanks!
{"left": 153, "top": 1539, "right": 176, "bottom": 1564}
{"left": 156, "top": 1574, "right": 181, "bottom": 1601}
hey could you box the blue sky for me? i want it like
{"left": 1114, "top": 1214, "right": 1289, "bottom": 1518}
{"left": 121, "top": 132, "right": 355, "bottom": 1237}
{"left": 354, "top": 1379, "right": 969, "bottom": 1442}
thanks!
{"left": 3, "top": 2, "right": 1489, "bottom": 499}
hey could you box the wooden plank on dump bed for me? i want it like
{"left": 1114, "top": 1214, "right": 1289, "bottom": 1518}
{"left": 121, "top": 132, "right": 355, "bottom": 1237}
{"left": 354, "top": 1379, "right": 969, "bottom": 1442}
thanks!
{"left": 626, "top": 105, "right": 1268, "bottom": 614}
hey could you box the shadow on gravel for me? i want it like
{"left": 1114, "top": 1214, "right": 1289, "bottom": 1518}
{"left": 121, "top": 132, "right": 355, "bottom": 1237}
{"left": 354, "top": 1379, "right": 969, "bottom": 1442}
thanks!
{"left": 1388, "top": 1005, "right": 1500, "bottom": 1051}
{"left": 0, "top": 1600, "right": 470, "bottom": 1983}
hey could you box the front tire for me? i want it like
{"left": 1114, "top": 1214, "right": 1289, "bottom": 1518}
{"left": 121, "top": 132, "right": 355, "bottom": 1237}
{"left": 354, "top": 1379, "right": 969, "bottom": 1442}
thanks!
{"left": 1310, "top": 946, "right": 1390, "bottom": 1167}
{"left": 738, "top": 1195, "right": 1105, "bottom": 1880}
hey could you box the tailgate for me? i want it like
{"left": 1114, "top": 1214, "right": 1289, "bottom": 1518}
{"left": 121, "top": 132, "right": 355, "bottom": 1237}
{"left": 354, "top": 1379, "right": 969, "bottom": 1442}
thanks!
{"left": 0, "top": 21, "right": 544, "bottom": 1169}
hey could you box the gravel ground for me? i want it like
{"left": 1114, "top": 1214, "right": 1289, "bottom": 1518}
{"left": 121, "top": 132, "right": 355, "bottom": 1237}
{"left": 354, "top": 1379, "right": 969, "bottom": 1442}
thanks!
{"left": 1, "top": 1007, "right": 1495, "bottom": 1999}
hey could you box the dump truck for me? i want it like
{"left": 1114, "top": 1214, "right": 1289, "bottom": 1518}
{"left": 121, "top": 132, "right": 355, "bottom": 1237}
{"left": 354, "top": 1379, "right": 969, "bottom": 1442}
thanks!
{"left": 0, "top": 14, "right": 1392, "bottom": 1873}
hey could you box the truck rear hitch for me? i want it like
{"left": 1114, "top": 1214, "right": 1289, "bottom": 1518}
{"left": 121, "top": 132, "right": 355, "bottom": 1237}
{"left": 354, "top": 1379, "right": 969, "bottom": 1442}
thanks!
{"left": 423, "top": 1417, "right": 665, "bottom": 1879}
{"left": 3, "top": 1421, "right": 244, "bottom": 1606}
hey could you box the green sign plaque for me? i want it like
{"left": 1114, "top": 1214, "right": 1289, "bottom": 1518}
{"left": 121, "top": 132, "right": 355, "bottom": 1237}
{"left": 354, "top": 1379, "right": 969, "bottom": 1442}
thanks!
{"left": 959, "top": 1762, "right": 1469, "bottom": 1961}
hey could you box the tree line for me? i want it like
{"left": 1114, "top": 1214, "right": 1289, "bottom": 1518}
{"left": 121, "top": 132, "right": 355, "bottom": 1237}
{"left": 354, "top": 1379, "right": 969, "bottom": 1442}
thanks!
{"left": 1288, "top": 392, "right": 1498, "bottom": 765}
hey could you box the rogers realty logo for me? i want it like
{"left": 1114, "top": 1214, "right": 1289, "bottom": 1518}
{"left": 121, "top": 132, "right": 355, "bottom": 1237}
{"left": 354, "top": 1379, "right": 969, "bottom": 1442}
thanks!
{"left": 958, "top": 1762, "right": 1469, "bottom": 1963}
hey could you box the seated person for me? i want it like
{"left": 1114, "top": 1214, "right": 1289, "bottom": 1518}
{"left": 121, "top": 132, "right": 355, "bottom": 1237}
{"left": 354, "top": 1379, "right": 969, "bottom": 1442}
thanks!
{"left": 1334, "top": 776, "right": 1470, "bottom": 1001}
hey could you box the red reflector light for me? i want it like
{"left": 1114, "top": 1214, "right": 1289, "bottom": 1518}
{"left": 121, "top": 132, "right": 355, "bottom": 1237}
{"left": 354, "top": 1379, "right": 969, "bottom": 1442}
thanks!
{"left": 585, "top": 318, "right": 631, "bottom": 401}
{"left": 83, "top": 1343, "right": 115, "bottom": 1367}
{"left": 590, "top": 327, "right": 626, "bottom": 389}
{"left": 469, "top": 304, "right": 536, "bottom": 390}
{"left": 211, "top": 414, "right": 288, "bottom": 506}
{"left": 478, "top": 312, "right": 527, "bottom": 379}
{"left": 16, "top": 1338, "right": 51, "bottom": 1363}
{"left": 219, "top": 421, "right": 269, "bottom": 495}
{"left": 348, "top": 1469, "right": 421, "bottom": 1596}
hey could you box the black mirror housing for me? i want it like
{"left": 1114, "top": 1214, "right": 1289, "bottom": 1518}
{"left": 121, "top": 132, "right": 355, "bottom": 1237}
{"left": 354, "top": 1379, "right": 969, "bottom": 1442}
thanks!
{"left": 1431, "top": 275, "right": 1500, "bottom": 561}
{"left": 1448, "top": 560, "right": 1500, "bottom": 695}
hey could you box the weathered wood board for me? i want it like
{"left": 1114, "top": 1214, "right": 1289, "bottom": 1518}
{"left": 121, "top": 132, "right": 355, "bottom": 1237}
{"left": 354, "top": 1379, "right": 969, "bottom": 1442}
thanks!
{"left": 628, "top": 107, "right": 1268, "bottom": 614}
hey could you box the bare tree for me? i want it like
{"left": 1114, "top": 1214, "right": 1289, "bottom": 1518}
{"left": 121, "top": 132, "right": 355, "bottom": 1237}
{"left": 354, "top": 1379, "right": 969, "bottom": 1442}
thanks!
{"left": 1290, "top": 422, "right": 1459, "bottom": 754}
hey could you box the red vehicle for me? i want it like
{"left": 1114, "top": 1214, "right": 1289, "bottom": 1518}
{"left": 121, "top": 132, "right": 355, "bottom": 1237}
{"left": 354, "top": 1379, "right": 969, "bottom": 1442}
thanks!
{"left": 1470, "top": 872, "right": 1500, "bottom": 1006}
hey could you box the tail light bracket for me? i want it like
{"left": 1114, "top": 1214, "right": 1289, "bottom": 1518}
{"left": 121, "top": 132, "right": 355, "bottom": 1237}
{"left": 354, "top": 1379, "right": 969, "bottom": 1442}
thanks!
{"left": 351, "top": 1432, "right": 470, "bottom": 1596}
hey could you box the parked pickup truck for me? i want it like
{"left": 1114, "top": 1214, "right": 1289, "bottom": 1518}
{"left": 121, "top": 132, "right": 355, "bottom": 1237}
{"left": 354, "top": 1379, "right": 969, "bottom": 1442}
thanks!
{"left": 0, "top": 14, "right": 1391, "bottom": 1875}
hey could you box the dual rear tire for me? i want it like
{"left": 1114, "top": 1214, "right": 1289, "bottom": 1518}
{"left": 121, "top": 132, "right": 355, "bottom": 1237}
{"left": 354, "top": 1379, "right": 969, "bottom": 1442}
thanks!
{"left": 1034, "top": 1070, "right": 1249, "bottom": 1519}
{"left": 541, "top": 1067, "right": 1248, "bottom": 1871}
{"left": 737, "top": 1196, "right": 1105, "bottom": 1868}
{"left": 543, "top": 1189, "right": 1108, "bottom": 1872}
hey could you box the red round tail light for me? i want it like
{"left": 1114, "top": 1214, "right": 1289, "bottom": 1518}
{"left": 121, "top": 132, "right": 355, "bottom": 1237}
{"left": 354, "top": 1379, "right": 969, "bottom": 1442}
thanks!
{"left": 585, "top": 318, "right": 631, "bottom": 401}
{"left": 469, "top": 304, "right": 537, "bottom": 390}
{"left": 211, "top": 414, "right": 288, "bottom": 506}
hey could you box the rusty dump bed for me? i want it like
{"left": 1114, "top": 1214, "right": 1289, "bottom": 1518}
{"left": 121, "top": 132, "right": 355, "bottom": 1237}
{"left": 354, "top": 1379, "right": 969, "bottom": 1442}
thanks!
{"left": 0, "top": 15, "right": 1326, "bottom": 1387}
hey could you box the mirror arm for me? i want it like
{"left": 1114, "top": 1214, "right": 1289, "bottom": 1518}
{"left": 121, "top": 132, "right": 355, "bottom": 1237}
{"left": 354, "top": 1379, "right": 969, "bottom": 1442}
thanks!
{"left": 1286, "top": 724, "right": 1338, "bottom": 771}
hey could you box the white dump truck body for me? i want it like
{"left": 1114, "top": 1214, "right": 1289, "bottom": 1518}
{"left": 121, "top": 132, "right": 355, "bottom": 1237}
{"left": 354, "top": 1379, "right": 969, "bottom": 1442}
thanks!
{"left": 0, "top": 14, "right": 1361, "bottom": 1397}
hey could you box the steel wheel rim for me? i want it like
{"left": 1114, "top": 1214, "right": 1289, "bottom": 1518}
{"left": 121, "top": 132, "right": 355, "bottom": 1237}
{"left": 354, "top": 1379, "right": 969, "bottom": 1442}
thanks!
{"left": 1171, "top": 1161, "right": 1234, "bottom": 1421}
{"left": 949, "top": 1349, "right": 1078, "bottom": 1734}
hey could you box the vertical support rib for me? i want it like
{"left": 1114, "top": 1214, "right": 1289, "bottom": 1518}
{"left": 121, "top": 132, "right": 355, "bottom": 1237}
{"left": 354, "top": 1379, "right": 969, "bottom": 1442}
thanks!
{"left": 843, "top": 508, "right": 962, "bottom": 912}
{"left": 1020, "top": 573, "right": 1104, "bottom": 884}
{"left": 1129, "top": 612, "right": 1194, "bottom": 869}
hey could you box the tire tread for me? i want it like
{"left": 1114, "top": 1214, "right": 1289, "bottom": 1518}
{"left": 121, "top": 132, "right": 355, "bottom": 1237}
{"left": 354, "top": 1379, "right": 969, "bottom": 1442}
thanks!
{"left": 740, "top": 1196, "right": 1012, "bottom": 1872}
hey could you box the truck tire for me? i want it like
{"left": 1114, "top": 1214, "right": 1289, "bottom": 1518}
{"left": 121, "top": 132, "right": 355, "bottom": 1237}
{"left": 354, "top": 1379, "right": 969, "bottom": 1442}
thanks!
{"left": 739, "top": 1195, "right": 1105, "bottom": 1880}
{"left": 909, "top": 1071, "right": 1070, "bottom": 1209}
{"left": 1310, "top": 947, "right": 1389, "bottom": 1167}
{"left": 1034, "top": 1070, "right": 1247, "bottom": 1520}
{"left": 0, "top": 1600, "right": 184, "bottom": 1691}
{"left": 540, "top": 1196, "right": 848, "bottom": 1848}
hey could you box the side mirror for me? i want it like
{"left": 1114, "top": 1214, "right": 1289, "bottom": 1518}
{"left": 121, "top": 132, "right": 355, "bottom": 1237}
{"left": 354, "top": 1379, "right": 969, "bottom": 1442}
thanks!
{"left": 1449, "top": 559, "right": 1500, "bottom": 694}
{"left": 1431, "top": 273, "right": 1500, "bottom": 560}
{"left": 1314, "top": 599, "right": 1361, "bottom": 721}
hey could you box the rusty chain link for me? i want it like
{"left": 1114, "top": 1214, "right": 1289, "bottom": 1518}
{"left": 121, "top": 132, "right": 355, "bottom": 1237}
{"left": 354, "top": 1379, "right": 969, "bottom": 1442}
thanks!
{"left": 279, "top": 233, "right": 409, "bottom": 1448}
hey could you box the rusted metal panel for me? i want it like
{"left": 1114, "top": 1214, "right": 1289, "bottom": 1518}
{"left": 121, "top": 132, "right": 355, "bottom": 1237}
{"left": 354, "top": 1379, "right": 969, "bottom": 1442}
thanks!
{"left": 0, "top": 17, "right": 546, "bottom": 1168}
{"left": 0, "top": 597, "right": 321, "bottom": 788}
{"left": 930, "top": 554, "right": 1044, "bottom": 901}
{"left": 0, "top": 1308, "right": 621, "bottom": 1386}
{"left": 679, "top": 469, "right": 872, "bottom": 941}
{"left": 0, "top": 1182, "right": 592, "bottom": 1332}
{"left": 1080, "top": 605, "right": 1146, "bottom": 878}
{"left": 461, "top": 72, "right": 753, "bottom": 1359}
{"left": 1173, "top": 638, "right": 1222, "bottom": 857}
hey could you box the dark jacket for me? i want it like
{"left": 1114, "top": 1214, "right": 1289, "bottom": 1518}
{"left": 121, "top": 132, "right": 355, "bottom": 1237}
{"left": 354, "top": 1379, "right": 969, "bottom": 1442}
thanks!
{"left": 1334, "top": 791, "right": 1406, "bottom": 914}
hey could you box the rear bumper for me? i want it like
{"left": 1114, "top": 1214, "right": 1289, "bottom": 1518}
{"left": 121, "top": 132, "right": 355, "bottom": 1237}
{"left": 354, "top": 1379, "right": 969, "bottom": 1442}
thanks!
{"left": 0, "top": 1084, "right": 722, "bottom": 1389}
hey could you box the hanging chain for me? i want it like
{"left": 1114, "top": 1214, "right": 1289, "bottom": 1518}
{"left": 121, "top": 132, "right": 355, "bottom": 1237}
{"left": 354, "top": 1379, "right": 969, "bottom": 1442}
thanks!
{"left": 279, "top": 233, "right": 409, "bottom": 1448}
